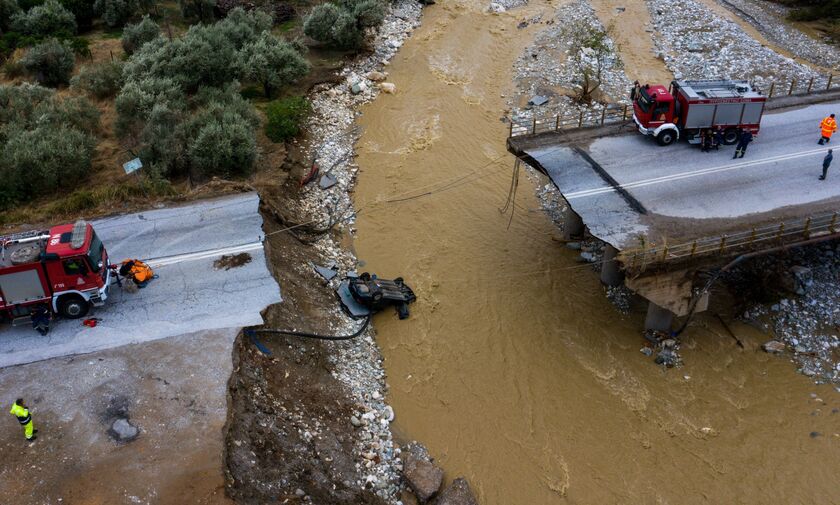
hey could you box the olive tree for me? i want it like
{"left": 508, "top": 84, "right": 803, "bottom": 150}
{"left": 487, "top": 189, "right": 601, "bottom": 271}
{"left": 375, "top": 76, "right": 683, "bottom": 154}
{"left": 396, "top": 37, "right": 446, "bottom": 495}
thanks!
{"left": 243, "top": 30, "right": 309, "bottom": 97}
{"left": 20, "top": 38, "right": 75, "bottom": 86}
{"left": 0, "top": 0, "right": 21, "bottom": 31}
{"left": 93, "top": 0, "right": 138, "bottom": 27}
{"left": 11, "top": 0, "right": 76, "bottom": 36}
{"left": 563, "top": 20, "right": 621, "bottom": 103}
{"left": 177, "top": 0, "right": 215, "bottom": 22}
{"left": 71, "top": 61, "right": 124, "bottom": 98}
{"left": 121, "top": 15, "right": 159, "bottom": 54}
{"left": 115, "top": 76, "right": 184, "bottom": 136}
{"left": 303, "top": 0, "right": 384, "bottom": 50}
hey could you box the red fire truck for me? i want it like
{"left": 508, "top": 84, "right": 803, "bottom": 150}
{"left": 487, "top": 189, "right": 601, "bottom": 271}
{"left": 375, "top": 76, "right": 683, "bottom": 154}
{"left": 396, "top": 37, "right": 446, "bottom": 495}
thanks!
{"left": 0, "top": 220, "right": 112, "bottom": 322}
{"left": 633, "top": 79, "right": 766, "bottom": 146}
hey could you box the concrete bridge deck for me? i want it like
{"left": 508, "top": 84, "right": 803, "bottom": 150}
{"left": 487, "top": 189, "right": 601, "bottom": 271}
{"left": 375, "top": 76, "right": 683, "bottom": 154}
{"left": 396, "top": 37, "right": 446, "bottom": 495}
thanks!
{"left": 515, "top": 102, "right": 840, "bottom": 262}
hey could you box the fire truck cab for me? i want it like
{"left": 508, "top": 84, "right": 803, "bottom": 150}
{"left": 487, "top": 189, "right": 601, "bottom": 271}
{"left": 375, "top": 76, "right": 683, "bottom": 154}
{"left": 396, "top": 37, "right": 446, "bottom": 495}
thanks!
{"left": 0, "top": 221, "right": 111, "bottom": 322}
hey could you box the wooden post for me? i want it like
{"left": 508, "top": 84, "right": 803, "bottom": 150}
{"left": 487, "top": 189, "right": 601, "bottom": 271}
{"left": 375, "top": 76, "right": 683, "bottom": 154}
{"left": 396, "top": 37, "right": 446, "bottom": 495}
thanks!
{"left": 828, "top": 74, "right": 834, "bottom": 90}
{"left": 788, "top": 79, "right": 796, "bottom": 95}
{"left": 578, "top": 111, "right": 584, "bottom": 128}
{"left": 807, "top": 77, "right": 815, "bottom": 93}
{"left": 600, "top": 107, "right": 607, "bottom": 125}
{"left": 768, "top": 82, "right": 775, "bottom": 98}
{"left": 555, "top": 115, "right": 560, "bottom": 131}
{"left": 831, "top": 212, "right": 838, "bottom": 233}
{"left": 749, "top": 227, "right": 756, "bottom": 246}
{"left": 660, "top": 245, "right": 669, "bottom": 262}
{"left": 689, "top": 241, "right": 697, "bottom": 258}
{"left": 777, "top": 222, "right": 785, "bottom": 241}
{"left": 623, "top": 104, "right": 628, "bottom": 120}
{"left": 509, "top": 120, "right": 513, "bottom": 138}
{"left": 532, "top": 117, "right": 537, "bottom": 134}
{"left": 718, "top": 235, "right": 727, "bottom": 254}
{"left": 804, "top": 216, "right": 812, "bottom": 237}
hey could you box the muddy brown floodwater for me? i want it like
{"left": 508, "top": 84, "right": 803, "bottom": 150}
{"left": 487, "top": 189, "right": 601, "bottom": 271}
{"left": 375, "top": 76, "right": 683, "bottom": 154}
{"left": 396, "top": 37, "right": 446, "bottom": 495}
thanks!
{"left": 352, "top": 0, "right": 840, "bottom": 503}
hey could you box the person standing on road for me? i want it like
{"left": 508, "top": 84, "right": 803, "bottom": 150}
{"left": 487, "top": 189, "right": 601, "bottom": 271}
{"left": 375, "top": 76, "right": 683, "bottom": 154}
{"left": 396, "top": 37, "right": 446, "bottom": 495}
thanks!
{"left": 820, "top": 149, "right": 833, "bottom": 180}
{"left": 733, "top": 129, "right": 753, "bottom": 159}
{"left": 9, "top": 398, "right": 36, "bottom": 442}
{"left": 819, "top": 114, "right": 837, "bottom": 145}
{"left": 713, "top": 126, "right": 724, "bottom": 150}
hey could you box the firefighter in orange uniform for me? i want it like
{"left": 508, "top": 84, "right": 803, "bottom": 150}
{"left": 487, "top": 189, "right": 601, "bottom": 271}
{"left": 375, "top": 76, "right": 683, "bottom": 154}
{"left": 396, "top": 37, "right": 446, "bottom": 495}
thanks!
{"left": 119, "top": 259, "right": 155, "bottom": 287}
{"left": 819, "top": 114, "right": 837, "bottom": 145}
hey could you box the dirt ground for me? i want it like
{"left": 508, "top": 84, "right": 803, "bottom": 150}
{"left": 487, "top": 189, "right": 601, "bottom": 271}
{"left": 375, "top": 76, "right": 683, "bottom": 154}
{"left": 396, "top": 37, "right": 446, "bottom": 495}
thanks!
{"left": 0, "top": 329, "right": 236, "bottom": 505}
{"left": 223, "top": 161, "right": 387, "bottom": 504}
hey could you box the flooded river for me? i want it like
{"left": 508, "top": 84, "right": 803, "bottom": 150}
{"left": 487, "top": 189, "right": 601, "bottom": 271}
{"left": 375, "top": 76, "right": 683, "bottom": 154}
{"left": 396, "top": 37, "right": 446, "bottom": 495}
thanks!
{"left": 352, "top": 1, "right": 840, "bottom": 502}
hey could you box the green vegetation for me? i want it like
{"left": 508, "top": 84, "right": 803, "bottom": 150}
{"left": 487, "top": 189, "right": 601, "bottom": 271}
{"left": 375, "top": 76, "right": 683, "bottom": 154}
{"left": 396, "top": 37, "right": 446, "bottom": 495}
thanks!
{"left": 303, "top": 0, "right": 385, "bottom": 50}
{"left": 0, "top": 83, "right": 99, "bottom": 209}
{"left": 11, "top": 0, "right": 75, "bottom": 37}
{"left": 264, "top": 95, "right": 310, "bottom": 142}
{"left": 121, "top": 14, "right": 159, "bottom": 54}
{"left": 71, "top": 60, "right": 125, "bottom": 98}
{"left": 117, "top": 8, "right": 309, "bottom": 180}
{"left": 20, "top": 37, "right": 74, "bottom": 86}
{"left": 93, "top": 0, "right": 138, "bottom": 28}
{"left": 778, "top": 1, "right": 840, "bottom": 21}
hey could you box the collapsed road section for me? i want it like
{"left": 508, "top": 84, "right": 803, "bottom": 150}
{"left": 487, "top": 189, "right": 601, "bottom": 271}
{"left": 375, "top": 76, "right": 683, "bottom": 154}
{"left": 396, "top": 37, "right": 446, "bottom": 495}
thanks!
{"left": 509, "top": 87, "right": 840, "bottom": 331}
{"left": 0, "top": 192, "right": 281, "bottom": 367}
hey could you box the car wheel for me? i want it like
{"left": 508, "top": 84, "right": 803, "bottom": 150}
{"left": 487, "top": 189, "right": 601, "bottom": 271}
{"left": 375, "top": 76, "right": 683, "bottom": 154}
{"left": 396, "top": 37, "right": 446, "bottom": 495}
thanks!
{"left": 58, "top": 295, "right": 89, "bottom": 319}
{"left": 723, "top": 128, "right": 739, "bottom": 145}
{"left": 656, "top": 130, "right": 676, "bottom": 146}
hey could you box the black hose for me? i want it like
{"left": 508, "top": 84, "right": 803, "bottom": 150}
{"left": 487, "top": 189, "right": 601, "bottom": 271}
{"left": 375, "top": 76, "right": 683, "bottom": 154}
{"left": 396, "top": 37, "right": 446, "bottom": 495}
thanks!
{"left": 244, "top": 314, "right": 372, "bottom": 341}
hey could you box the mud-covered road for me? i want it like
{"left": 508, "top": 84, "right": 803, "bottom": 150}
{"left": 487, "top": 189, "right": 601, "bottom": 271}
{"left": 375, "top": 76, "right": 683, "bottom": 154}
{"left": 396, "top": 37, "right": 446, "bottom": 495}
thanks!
{"left": 351, "top": 0, "right": 840, "bottom": 503}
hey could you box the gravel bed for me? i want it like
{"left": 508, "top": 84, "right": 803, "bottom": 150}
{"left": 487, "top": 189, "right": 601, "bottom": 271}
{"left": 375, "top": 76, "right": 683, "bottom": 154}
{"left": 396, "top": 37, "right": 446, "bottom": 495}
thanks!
{"left": 735, "top": 242, "right": 840, "bottom": 388}
{"left": 281, "top": 2, "right": 423, "bottom": 502}
{"left": 715, "top": 0, "right": 840, "bottom": 70}
{"left": 508, "top": 0, "right": 632, "bottom": 122}
{"left": 646, "top": 0, "right": 820, "bottom": 89}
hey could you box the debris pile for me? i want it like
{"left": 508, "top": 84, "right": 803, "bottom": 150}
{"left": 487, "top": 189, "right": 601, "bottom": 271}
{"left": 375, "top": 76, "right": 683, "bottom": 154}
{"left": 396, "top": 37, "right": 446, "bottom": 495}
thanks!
{"left": 714, "top": 0, "right": 840, "bottom": 70}
{"left": 646, "top": 0, "right": 820, "bottom": 89}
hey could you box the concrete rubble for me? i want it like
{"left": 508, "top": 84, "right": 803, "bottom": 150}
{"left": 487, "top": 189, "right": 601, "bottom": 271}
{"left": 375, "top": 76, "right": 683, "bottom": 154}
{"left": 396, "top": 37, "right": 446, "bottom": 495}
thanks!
{"left": 434, "top": 478, "right": 479, "bottom": 505}
{"left": 402, "top": 442, "right": 444, "bottom": 502}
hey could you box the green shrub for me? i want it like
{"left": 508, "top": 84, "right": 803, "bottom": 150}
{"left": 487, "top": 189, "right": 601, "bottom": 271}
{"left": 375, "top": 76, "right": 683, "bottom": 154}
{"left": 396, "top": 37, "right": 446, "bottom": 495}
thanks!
{"left": 93, "top": 0, "right": 138, "bottom": 27}
{"left": 59, "top": 0, "right": 94, "bottom": 31}
{"left": 243, "top": 30, "right": 308, "bottom": 97}
{"left": 264, "top": 95, "right": 309, "bottom": 142}
{"left": 20, "top": 38, "right": 74, "bottom": 86}
{"left": 2, "top": 58, "right": 25, "bottom": 78}
{"left": 177, "top": 0, "right": 215, "bottom": 22}
{"left": 71, "top": 61, "right": 124, "bottom": 98}
{"left": 0, "top": 124, "right": 95, "bottom": 198}
{"left": 0, "top": 82, "right": 53, "bottom": 134}
{"left": 121, "top": 14, "right": 158, "bottom": 54}
{"left": 33, "top": 94, "right": 100, "bottom": 132}
{"left": 138, "top": 103, "right": 184, "bottom": 174}
{"left": 187, "top": 114, "right": 256, "bottom": 178}
{"left": 303, "top": 0, "right": 384, "bottom": 50}
{"left": 0, "top": 0, "right": 21, "bottom": 31}
{"left": 115, "top": 76, "right": 185, "bottom": 136}
{"left": 11, "top": 0, "right": 75, "bottom": 36}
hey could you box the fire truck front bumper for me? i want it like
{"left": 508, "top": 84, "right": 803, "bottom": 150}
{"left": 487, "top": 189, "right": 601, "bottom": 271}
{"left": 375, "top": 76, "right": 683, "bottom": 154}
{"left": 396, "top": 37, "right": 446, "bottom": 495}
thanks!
{"left": 89, "top": 266, "right": 112, "bottom": 307}
{"left": 633, "top": 114, "right": 652, "bottom": 136}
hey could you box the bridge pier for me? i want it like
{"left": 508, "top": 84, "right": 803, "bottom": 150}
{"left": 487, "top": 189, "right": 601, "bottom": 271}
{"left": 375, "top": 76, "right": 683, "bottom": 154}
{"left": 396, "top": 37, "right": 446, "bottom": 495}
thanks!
{"left": 562, "top": 208, "right": 585, "bottom": 240}
{"left": 600, "top": 244, "right": 624, "bottom": 286}
{"left": 645, "top": 302, "right": 674, "bottom": 332}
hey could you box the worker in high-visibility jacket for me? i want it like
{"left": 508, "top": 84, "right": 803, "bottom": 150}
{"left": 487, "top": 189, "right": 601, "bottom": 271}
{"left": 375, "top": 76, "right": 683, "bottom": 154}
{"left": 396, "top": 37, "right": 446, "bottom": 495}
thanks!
{"left": 9, "top": 398, "right": 36, "bottom": 442}
{"left": 119, "top": 259, "right": 154, "bottom": 286}
{"left": 819, "top": 114, "right": 837, "bottom": 145}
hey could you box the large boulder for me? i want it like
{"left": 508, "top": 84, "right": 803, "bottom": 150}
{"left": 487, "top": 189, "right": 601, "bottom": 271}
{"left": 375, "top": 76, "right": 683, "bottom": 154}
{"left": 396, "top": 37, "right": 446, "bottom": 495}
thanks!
{"left": 434, "top": 478, "right": 478, "bottom": 505}
{"left": 402, "top": 442, "right": 443, "bottom": 502}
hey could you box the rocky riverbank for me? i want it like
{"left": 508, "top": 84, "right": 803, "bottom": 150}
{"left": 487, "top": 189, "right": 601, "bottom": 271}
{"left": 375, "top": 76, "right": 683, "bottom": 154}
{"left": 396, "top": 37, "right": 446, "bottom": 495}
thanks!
{"left": 714, "top": 0, "right": 840, "bottom": 70}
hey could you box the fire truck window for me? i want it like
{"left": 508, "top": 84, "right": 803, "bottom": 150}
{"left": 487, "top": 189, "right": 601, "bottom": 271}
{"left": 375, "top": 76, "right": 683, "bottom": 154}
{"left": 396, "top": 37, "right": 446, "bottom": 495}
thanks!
{"left": 63, "top": 259, "right": 88, "bottom": 276}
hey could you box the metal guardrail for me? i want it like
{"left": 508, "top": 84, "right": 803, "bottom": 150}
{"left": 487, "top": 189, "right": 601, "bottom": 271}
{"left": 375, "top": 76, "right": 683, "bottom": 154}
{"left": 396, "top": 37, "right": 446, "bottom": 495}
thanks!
{"left": 619, "top": 211, "right": 840, "bottom": 272}
{"left": 508, "top": 73, "right": 840, "bottom": 139}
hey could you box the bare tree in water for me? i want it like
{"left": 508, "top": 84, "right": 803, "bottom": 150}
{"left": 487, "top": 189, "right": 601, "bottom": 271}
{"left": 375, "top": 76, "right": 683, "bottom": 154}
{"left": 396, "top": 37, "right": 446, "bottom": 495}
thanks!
{"left": 564, "top": 20, "right": 620, "bottom": 103}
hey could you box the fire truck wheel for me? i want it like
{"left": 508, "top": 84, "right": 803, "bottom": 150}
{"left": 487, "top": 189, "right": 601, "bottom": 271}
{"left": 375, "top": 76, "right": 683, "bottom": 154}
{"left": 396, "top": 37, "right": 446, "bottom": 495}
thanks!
{"left": 58, "top": 295, "right": 89, "bottom": 319}
{"left": 723, "top": 128, "right": 739, "bottom": 145}
{"left": 656, "top": 130, "right": 676, "bottom": 146}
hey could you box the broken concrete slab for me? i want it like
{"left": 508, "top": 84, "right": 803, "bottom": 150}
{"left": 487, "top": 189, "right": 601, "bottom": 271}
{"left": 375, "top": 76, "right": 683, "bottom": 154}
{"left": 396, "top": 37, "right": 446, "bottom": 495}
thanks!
{"left": 314, "top": 263, "right": 338, "bottom": 281}
{"left": 110, "top": 418, "right": 140, "bottom": 442}
{"left": 336, "top": 280, "right": 371, "bottom": 318}
{"left": 0, "top": 193, "right": 281, "bottom": 367}
{"left": 433, "top": 478, "right": 478, "bottom": 505}
{"left": 402, "top": 443, "right": 444, "bottom": 502}
{"left": 320, "top": 173, "right": 338, "bottom": 189}
{"left": 528, "top": 95, "right": 549, "bottom": 106}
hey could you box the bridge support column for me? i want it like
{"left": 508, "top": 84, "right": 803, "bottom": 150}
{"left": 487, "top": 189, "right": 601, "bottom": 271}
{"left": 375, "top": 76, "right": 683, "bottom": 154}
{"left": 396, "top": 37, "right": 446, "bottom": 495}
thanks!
{"left": 600, "top": 244, "right": 624, "bottom": 287}
{"left": 563, "top": 208, "right": 584, "bottom": 240}
{"left": 645, "top": 302, "right": 674, "bottom": 332}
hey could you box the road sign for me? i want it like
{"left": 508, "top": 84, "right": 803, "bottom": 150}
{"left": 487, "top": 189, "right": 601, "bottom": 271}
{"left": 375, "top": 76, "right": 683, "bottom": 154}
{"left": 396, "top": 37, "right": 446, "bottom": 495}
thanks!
{"left": 123, "top": 158, "right": 143, "bottom": 174}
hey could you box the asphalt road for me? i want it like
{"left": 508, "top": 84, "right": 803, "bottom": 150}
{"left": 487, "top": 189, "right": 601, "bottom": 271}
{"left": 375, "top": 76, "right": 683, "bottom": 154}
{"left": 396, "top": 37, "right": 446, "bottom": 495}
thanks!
{"left": 527, "top": 102, "right": 840, "bottom": 247}
{"left": 0, "top": 193, "right": 281, "bottom": 367}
